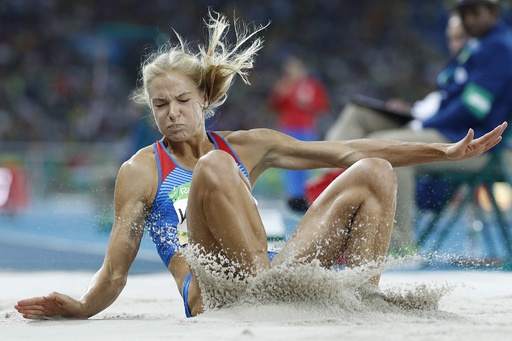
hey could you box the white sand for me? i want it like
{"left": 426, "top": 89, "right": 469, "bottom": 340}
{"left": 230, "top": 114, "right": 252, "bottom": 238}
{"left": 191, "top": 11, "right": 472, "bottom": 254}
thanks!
{"left": 1, "top": 269, "right": 512, "bottom": 341}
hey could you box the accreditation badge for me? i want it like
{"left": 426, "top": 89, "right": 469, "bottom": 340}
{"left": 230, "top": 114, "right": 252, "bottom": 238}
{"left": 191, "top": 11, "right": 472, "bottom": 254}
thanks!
{"left": 169, "top": 182, "right": 190, "bottom": 245}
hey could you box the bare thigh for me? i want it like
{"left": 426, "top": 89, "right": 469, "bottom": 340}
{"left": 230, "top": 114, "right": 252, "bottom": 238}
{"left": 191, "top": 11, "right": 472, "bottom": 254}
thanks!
{"left": 186, "top": 150, "right": 270, "bottom": 274}
{"left": 273, "top": 158, "right": 397, "bottom": 274}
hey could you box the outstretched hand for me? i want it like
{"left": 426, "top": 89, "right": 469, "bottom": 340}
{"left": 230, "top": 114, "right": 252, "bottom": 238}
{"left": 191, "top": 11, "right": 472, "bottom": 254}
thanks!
{"left": 445, "top": 122, "right": 508, "bottom": 161}
{"left": 15, "top": 292, "right": 84, "bottom": 319}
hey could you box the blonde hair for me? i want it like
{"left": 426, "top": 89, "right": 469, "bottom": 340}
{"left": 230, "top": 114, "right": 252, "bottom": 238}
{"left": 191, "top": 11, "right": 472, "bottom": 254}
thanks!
{"left": 133, "top": 10, "right": 268, "bottom": 119}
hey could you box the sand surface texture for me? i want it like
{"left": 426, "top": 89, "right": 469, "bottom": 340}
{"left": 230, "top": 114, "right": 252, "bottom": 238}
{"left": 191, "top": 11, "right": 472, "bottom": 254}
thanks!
{"left": 1, "top": 268, "right": 512, "bottom": 341}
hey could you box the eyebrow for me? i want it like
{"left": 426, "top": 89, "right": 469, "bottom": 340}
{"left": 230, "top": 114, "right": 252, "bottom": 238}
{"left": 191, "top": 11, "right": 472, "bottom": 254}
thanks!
{"left": 151, "top": 92, "right": 192, "bottom": 102}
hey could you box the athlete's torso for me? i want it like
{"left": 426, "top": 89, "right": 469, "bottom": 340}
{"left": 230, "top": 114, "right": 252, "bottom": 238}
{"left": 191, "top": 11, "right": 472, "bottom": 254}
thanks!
{"left": 145, "top": 131, "right": 249, "bottom": 266}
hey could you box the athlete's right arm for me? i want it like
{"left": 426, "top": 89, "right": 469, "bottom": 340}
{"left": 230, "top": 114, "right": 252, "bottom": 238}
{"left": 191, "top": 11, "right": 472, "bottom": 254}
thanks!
{"left": 15, "top": 150, "right": 157, "bottom": 319}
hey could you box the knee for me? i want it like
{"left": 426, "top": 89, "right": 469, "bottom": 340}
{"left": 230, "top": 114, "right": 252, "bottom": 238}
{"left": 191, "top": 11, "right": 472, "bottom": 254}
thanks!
{"left": 352, "top": 158, "right": 397, "bottom": 196}
{"left": 194, "top": 150, "right": 238, "bottom": 191}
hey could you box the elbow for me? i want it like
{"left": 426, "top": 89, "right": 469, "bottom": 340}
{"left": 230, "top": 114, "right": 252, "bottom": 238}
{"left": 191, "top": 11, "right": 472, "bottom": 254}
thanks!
{"left": 102, "top": 263, "right": 129, "bottom": 291}
{"left": 109, "top": 266, "right": 129, "bottom": 289}
{"left": 112, "top": 273, "right": 128, "bottom": 289}
{"left": 337, "top": 149, "right": 361, "bottom": 168}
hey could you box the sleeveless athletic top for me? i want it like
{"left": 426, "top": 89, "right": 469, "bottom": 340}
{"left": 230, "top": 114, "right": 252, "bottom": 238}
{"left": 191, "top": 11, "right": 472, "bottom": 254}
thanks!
{"left": 145, "top": 131, "right": 250, "bottom": 267}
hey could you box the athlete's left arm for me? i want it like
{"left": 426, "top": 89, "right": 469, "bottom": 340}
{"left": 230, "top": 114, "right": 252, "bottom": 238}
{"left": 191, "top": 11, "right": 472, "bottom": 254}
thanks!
{"left": 233, "top": 124, "right": 506, "bottom": 173}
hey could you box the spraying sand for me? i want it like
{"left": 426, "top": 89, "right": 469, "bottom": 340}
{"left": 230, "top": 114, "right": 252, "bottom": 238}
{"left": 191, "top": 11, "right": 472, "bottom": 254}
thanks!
{"left": 2, "top": 255, "right": 511, "bottom": 341}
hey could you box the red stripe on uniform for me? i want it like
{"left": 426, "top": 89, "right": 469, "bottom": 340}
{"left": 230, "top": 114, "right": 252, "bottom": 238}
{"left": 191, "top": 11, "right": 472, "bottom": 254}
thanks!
{"left": 208, "top": 131, "right": 238, "bottom": 162}
{"left": 156, "top": 142, "right": 176, "bottom": 183}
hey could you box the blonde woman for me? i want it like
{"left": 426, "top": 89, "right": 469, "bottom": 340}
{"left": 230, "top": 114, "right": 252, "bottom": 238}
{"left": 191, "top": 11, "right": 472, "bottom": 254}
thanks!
{"left": 16, "top": 10, "right": 506, "bottom": 318}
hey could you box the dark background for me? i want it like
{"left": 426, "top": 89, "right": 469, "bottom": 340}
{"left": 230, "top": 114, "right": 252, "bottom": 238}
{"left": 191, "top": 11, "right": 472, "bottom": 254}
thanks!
{"left": 4, "top": 0, "right": 512, "bottom": 144}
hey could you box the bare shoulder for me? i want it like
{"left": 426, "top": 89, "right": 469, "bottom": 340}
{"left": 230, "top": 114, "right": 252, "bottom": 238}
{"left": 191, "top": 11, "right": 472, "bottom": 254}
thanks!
{"left": 217, "top": 128, "right": 287, "bottom": 148}
{"left": 120, "top": 145, "right": 156, "bottom": 175}
{"left": 116, "top": 145, "right": 158, "bottom": 203}
{"left": 215, "top": 128, "right": 294, "bottom": 175}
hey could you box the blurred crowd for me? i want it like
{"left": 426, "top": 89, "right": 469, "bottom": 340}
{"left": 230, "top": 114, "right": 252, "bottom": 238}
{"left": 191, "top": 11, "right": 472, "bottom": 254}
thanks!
{"left": 1, "top": 0, "right": 510, "bottom": 145}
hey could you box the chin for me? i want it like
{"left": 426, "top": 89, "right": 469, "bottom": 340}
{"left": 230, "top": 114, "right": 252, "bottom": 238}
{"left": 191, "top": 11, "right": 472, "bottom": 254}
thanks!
{"left": 166, "top": 131, "right": 190, "bottom": 142}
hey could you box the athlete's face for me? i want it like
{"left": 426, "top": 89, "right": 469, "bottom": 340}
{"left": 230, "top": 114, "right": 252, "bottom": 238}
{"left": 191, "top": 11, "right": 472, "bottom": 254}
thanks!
{"left": 148, "top": 71, "right": 206, "bottom": 141}
{"left": 458, "top": 4, "right": 499, "bottom": 38}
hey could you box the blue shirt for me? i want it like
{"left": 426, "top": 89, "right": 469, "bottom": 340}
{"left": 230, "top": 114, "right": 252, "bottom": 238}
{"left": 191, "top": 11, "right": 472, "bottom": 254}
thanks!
{"left": 423, "top": 20, "right": 512, "bottom": 142}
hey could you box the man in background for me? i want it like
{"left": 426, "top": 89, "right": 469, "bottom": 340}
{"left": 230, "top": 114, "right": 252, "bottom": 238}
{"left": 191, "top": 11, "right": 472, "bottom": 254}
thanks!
{"left": 325, "top": 0, "right": 512, "bottom": 253}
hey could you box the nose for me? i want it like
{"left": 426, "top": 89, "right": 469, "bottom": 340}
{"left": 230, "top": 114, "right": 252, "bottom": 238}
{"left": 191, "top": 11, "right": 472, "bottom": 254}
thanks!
{"left": 167, "top": 101, "right": 180, "bottom": 121}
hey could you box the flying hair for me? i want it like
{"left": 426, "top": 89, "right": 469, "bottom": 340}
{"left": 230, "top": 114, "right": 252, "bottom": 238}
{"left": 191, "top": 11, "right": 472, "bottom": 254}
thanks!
{"left": 132, "top": 9, "right": 269, "bottom": 119}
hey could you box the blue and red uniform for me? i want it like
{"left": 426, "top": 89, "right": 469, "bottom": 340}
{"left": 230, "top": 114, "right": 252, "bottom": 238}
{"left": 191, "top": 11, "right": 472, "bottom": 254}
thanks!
{"left": 146, "top": 131, "right": 279, "bottom": 317}
{"left": 145, "top": 130, "right": 250, "bottom": 268}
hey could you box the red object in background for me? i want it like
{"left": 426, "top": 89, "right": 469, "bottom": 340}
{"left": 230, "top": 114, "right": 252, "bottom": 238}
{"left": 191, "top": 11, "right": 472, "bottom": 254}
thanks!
{"left": 268, "top": 56, "right": 330, "bottom": 131}
{"left": 0, "top": 166, "right": 29, "bottom": 213}
{"left": 304, "top": 168, "right": 345, "bottom": 206}
{"left": 269, "top": 77, "right": 330, "bottom": 129}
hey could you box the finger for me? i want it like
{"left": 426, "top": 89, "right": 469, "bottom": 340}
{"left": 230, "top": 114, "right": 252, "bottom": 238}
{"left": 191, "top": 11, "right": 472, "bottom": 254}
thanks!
{"left": 483, "top": 136, "right": 502, "bottom": 153}
{"left": 16, "top": 307, "right": 48, "bottom": 319}
{"left": 498, "top": 121, "right": 508, "bottom": 131}
{"left": 16, "top": 295, "right": 59, "bottom": 313}
{"left": 466, "top": 128, "right": 475, "bottom": 141}
{"left": 16, "top": 296, "right": 48, "bottom": 306}
{"left": 15, "top": 302, "right": 47, "bottom": 311}
{"left": 473, "top": 127, "right": 502, "bottom": 145}
{"left": 24, "top": 314, "right": 51, "bottom": 320}
{"left": 15, "top": 302, "right": 48, "bottom": 309}
{"left": 19, "top": 304, "right": 61, "bottom": 318}
{"left": 483, "top": 123, "right": 507, "bottom": 139}
{"left": 460, "top": 128, "right": 474, "bottom": 146}
{"left": 18, "top": 308, "right": 46, "bottom": 316}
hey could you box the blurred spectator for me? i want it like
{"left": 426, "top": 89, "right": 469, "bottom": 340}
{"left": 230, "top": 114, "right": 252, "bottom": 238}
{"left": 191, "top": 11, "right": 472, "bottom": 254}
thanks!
{"left": 386, "top": 13, "right": 468, "bottom": 131}
{"left": 0, "top": 1, "right": 460, "bottom": 145}
{"left": 326, "top": 13, "right": 468, "bottom": 141}
{"left": 2, "top": 0, "right": 511, "bottom": 212}
{"left": 324, "top": 0, "right": 512, "bottom": 253}
{"left": 268, "top": 55, "right": 330, "bottom": 212}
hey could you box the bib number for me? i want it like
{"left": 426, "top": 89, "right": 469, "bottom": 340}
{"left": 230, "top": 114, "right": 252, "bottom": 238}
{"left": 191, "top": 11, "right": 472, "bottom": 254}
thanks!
{"left": 169, "top": 183, "right": 190, "bottom": 245}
